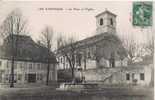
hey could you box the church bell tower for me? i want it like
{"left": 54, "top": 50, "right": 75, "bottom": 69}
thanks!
{"left": 96, "top": 10, "right": 117, "bottom": 34}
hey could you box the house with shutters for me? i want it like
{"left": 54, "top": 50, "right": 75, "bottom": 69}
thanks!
{"left": 0, "top": 35, "right": 57, "bottom": 84}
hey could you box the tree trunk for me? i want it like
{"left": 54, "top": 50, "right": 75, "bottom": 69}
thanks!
{"left": 150, "top": 66, "right": 154, "bottom": 87}
{"left": 46, "top": 48, "right": 50, "bottom": 85}
{"left": 46, "top": 63, "right": 50, "bottom": 85}
{"left": 121, "top": 59, "right": 123, "bottom": 67}
{"left": 10, "top": 34, "right": 15, "bottom": 88}
{"left": 84, "top": 55, "right": 87, "bottom": 70}
{"left": 71, "top": 68, "right": 75, "bottom": 83}
{"left": 10, "top": 56, "right": 15, "bottom": 87}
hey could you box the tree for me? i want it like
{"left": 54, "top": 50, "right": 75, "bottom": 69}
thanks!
{"left": 121, "top": 35, "right": 154, "bottom": 64}
{"left": 146, "top": 36, "right": 154, "bottom": 55}
{"left": 40, "top": 26, "right": 53, "bottom": 85}
{"left": 0, "top": 9, "right": 27, "bottom": 87}
{"left": 121, "top": 37, "right": 138, "bottom": 64}
{"left": 57, "top": 35, "right": 77, "bottom": 83}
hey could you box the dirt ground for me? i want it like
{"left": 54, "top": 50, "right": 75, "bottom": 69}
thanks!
{"left": 0, "top": 85, "right": 153, "bottom": 100}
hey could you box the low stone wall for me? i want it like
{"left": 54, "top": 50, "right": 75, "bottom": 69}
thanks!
{"left": 81, "top": 68, "right": 121, "bottom": 83}
{"left": 79, "top": 66, "right": 152, "bottom": 86}
{"left": 0, "top": 81, "right": 58, "bottom": 88}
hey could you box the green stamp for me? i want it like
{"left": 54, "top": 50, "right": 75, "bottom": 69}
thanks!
{"left": 132, "top": 2, "right": 153, "bottom": 27}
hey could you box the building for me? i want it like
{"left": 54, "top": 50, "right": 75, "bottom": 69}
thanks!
{"left": 0, "top": 35, "right": 57, "bottom": 84}
{"left": 57, "top": 10, "right": 128, "bottom": 70}
{"left": 56, "top": 10, "right": 153, "bottom": 86}
{"left": 83, "top": 55, "right": 153, "bottom": 86}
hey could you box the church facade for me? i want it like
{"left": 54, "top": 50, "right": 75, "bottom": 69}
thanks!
{"left": 56, "top": 10, "right": 153, "bottom": 86}
{"left": 56, "top": 10, "right": 128, "bottom": 70}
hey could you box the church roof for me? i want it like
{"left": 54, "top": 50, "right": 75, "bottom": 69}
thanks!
{"left": 95, "top": 10, "right": 117, "bottom": 18}
{"left": 57, "top": 33, "right": 127, "bottom": 60}
{"left": 0, "top": 35, "right": 57, "bottom": 63}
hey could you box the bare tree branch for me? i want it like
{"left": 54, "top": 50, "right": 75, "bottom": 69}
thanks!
{"left": 40, "top": 26, "right": 53, "bottom": 85}
{"left": 57, "top": 35, "right": 77, "bottom": 82}
{"left": 0, "top": 9, "right": 27, "bottom": 39}
{"left": 0, "top": 9, "right": 28, "bottom": 88}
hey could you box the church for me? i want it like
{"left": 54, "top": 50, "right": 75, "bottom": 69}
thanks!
{"left": 56, "top": 10, "right": 153, "bottom": 86}
{"left": 57, "top": 10, "right": 128, "bottom": 70}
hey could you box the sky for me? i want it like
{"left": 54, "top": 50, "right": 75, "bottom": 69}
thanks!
{"left": 0, "top": 1, "right": 154, "bottom": 49}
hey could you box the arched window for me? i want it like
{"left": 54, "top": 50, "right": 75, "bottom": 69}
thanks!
{"left": 76, "top": 53, "right": 82, "bottom": 66}
{"left": 110, "top": 18, "right": 113, "bottom": 26}
{"left": 109, "top": 52, "right": 115, "bottom": 68}
{"left": 100, "top": 18, "right": 103, "bottom": 25}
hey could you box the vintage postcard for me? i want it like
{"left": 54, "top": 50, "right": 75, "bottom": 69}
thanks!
{"left": 0, "top": 1, "right": 154, "bottom": 100}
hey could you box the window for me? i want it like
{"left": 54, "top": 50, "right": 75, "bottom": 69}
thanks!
{"left": 40, "top": 74, "right": 43, "bottom": 80}
{"left": 8, "top": 74, "right": 16, "bottom": 83}
{"left": 79, "top": 54, "right": 82, "bottom": 66}
{"left": 132, "top": 73, "right": 135, "bottom": 80}
{"left": 32, "top": 64, "right": 35, "bottom": 70}
{"left": 126, "top": 73, "right": 130, "bottom": 80}
{"left": 110, "top": 18, "right": 113, "bottom": 26}
{"left": 18, "top": 74, "right": 22, "bottom": 81}
{"left": 37, "top": 74, "right": 43, "bottom": 81}
{"left": 76, "top": 54, "right": 82, "bottom": 66}
{"left": 19, "top": 63, "right": 23, "bottom": 69}
{"left": 109, "top": 52, "right": 115, "bottom": 68}
{"left": 87, "top": 52, "right": 91, "bottom": 58}
{"left": 6, "top": 61, "right": 9, "bottom": 69}
{"left": 14, "top": 62, "right": 17, "bottom": 70}
{"left": 37, "top": 74, "right": 40, "bottom": 80}
{"left": 100, "top": 18, "right": 103, "bottom": 25}
{"left": 0, "top": 72, "right": 2, "bottom": 82}
{"left": 66, "top": 64, "right": 68, "bottom": 69}
{"left": 29, "top": 63, "right": 32, "bottom": 70}
{"left": 111, "top": 59, "right": 115, "bottom": 68}
{"left": 63, "top": 56, "right": 65, "bottom": 67}
{"left": 5, "top": 74, "right": 9, "bottom": 81}
{"left": 23, "top": 63, "right": 27, "bottom": 70}
{"left": 0, "top": 61, "right": 2, "bottom": 67}
{"left": 61, "top": 57, "right": 63, "bottom": 63}
{"left": 140, "top": 73, "right": 145, "bottom": 80}
{"left": 37, "top": 63, "right": 41, "bottom": 70}
{"left": 25, "top": 74, "right": 28, "bottom": 81}
{"left": 14, "top": 74, "right": 17, "bottom": 83}
{"left": 41, "top": 64, "right": 44, "bottom": 70}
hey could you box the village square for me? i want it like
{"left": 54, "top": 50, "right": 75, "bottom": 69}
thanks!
{"left": 0, "top": 1, "right": 154, "bottom": 100}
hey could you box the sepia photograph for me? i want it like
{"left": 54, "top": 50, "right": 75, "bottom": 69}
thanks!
{"left": 0, "top": 1, "right": 154, "bottom": 100}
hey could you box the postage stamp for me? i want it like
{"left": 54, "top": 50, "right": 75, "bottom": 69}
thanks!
{"left": 132, "top": 2, "right": 153, "bottom": 27}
